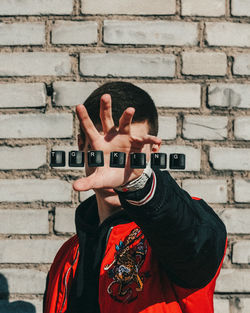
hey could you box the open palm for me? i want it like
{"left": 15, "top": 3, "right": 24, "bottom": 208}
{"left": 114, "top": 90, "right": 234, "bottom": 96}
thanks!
{"left": 73, "top": 94, "right": 161, "bottom": 192}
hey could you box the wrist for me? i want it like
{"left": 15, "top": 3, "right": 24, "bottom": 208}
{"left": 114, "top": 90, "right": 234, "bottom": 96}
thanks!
{"left": 114, "top": 162, "right": 152, "bottom": 192}
{"left": 125, "top": 168, "right": 144, "bottom": 184}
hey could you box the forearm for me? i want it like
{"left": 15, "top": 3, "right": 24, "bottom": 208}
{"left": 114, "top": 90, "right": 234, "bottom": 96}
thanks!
{"left": 114, "top": 168, "right": 227, "bottom": 288}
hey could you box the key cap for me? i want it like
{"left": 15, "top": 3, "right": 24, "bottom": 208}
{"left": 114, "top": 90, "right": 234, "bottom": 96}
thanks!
{"left": 169, "top": 153, "right": 185, "bottom": 170}
{"left": 130, "top": 153, "right": 146, "bottom": 169}
{"left": 150, "top": 153, "right": 167, "bottom": 169}
{"left": 88, "top": 150, "right": 104, "bottom": 167}
{"left": 69, "top": 151, "right": 84, "bottom": 167}
{"left": 110, "top": 152, "right": 126, "bottom": 168}
{"left": 50, "top": 151, "right": 65, "bottom": 167}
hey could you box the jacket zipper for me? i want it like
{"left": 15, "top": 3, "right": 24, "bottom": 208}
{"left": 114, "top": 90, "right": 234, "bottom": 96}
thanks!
{"left": 60, "top": 248, "right": 79, "bottom": 313}
{"left": 105, "top": 226, "right": 113, "bottom": 249}
{"left": 59, "top": 227, "right": 113, "bottom": 312}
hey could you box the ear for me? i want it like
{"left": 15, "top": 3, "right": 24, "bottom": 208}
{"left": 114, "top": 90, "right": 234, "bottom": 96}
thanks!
{"left": 77, "top": 134, "right": 85, "bottom": 151}
{"left": 151, "top": 141, "right": 161, "bottom": 153}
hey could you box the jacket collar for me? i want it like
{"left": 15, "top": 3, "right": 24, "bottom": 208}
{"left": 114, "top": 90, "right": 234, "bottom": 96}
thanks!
{"left": 75, "top": 193, "right": 132, "bottom": 237}
{"left": 73, "top": 193, "right": 133, "bottom": 301}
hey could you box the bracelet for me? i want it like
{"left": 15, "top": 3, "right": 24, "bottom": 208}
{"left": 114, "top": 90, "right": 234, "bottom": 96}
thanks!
{"left": 114, "top": 162, "right": 152, "bottom": 192}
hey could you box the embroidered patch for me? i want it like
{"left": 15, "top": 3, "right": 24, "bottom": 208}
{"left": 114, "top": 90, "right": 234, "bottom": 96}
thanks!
{"left": 104, "top": 228, "right": 149, "bottom": 303}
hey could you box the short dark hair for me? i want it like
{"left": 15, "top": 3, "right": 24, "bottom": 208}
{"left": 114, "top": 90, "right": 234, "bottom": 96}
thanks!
{"left": 79, "top": 81, "right": 158, "bottom": 144}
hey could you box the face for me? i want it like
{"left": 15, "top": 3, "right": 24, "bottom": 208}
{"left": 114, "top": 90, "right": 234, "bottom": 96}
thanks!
{"left": 77, "top": 121, "right": 160, "bottom": 195}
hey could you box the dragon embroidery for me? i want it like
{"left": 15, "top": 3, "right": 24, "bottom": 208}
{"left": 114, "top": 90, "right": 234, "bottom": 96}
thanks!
{"left": 104, "top": 228, "right": 149, "bottom": 303}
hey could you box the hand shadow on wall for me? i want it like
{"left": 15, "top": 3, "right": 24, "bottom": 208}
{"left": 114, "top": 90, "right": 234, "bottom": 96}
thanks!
{"left": 0, "top": 274, "right": 36, "bottom": 313}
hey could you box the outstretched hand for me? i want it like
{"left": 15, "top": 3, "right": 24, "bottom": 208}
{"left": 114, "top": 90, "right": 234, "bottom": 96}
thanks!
{"left": 73, "top": 94, "right": 161, "bottom": 192}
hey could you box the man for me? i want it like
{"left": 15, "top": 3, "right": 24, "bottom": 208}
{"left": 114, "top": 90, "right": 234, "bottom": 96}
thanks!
{"left": 43, "top": 81, "right": 227, "bottom": 313}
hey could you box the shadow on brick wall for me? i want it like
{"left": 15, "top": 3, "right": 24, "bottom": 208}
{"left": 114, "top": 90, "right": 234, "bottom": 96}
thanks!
{"left": 0, "top": 274, "right": 36, "bottom": 313}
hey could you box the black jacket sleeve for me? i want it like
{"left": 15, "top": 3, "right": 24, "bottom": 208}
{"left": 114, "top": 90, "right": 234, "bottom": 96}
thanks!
{"left": 115, "top": 168, "right": 227, "bottom": 289}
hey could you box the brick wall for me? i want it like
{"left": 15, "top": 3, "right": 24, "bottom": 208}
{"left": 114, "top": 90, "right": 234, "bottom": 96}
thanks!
{"left": 0, "top": 1, "right": 249, "bottom": 312}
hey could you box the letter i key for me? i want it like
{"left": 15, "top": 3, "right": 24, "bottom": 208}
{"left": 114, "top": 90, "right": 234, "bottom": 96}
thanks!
{"left": 130, "top": 153, "right": 146, "bottom": 169}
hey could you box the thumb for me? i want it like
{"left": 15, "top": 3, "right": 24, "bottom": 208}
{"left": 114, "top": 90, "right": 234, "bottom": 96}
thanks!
{"left": 73, "top": 174, "right": 96, "bottom": 191}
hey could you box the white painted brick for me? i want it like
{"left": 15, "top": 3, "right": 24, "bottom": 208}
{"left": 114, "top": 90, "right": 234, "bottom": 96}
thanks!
{"left": 80, "top": 53, "right": 176, "bottom": 77}
{"left": 0, "top": 209, "right": 48, "bottom": 234}
{"left": 233, "top": 240, "right": 250, "bottom": 263}
{"left": 104, "top": 20, "right": 198, "bottom": 46}
{"left": 214, "top": 298, "right": 230, "bottom": 313}
{"left": 0, "top": 299, "right": 42, "bottom": 313}
{"left": 0, "top": 83, "right": 46, "bottom": 108}
{"left": 218, "top": 208, "right": 250, "bottom": 234}
{"left": 235, "top": 180, "right": 250, "bottom": 203}
{"left": 0, "top": 23, "right": 45, "bottom": 45}
{"left": 0, "top": 179, "right": 71, "bottom": 202}
{"left": 182, "top": 179, "right": 227, "bottom": 203}
{"left": 232, "top": 298, "right": 250, "bottom": 313}
{"left": 79, "top": 189, "right": 95, "bottom": 202}
{"left": 210, "top": 148, "right": 250, "bottom": 170}
{"left": 158, "top": 116, "right": 177, "bottom": 140}
{"left": 81, "top": 0, "right": 176, "bottom": 15}
{"left": 160, "top": 145, "right": 201, "bottom": 171}
{"left": 0, "top": 145, "right": 46, "bottom": 170}
{"left": 232, "top": 0, "right": 250, "bottom": 17}
{"left": 234, "top": 54, "right": 250, "bottom": 75}
{"left": 208, "top": 83, "right": 250, "bottom": 109}
{"left": 52, "top": 145, "right": 84, "bottom": 171}
{"left": 181, "top": 0, "right": 225, "bottom": 16}
{"left": 0, "top": 113, "right": 73, "bottom": 138}
{"left": 53, "top": 82, "right": 98, "bottom": 106}
{"left": 136, "top": 83, "right": 201, "bottom": 108}
{"left": 182, "top": 52, "right": 227, "bottom": 76}
{"left": 206, "top": 22, "right": 250, "bottom": 47}
{"left": 0, "top": 269, "right": 46, "bottom": 294}
{"left": 55, "top": 207, "right": 75, "bottom": 233}
{"left": 183, "top": 116, "right": 227, "bottom": 140}
{"left": 29, "top": 300, "right": 43, "bottom": 313}
{"left": 52, "top": 21, "right": 98, "bottom": 44}
{"left": 0, "top": 53, "right": 71, "bottom": 76}
{"left": 0, "top": 239, "right": 66, "bottom": 263}
{"left": 0, "top": 0, "right": 73, "bottom": 15}
{"left": 215, "top": 269, "right": 250, "bottom": 292}
{"left": 235, "top": 117, "right": 250, "bottom": 140}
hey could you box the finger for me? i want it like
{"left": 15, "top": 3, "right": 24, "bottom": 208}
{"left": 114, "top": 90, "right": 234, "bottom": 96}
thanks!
{"left": 73, "top": 172, "right": 97, "bottom": 191}
{"left": 131, "top": 134, "right": 162, "bottom": 145}
{"left": 100, "top": 94, "right": 115, "bottom": 134}
{"left": 76, "top": 104, "right": 100, "bottom": 143}
{"left": 118, "top": 107, "right": 135, "bottom": 135}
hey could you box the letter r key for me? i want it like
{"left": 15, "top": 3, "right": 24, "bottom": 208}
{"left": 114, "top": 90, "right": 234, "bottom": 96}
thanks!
{"left": 87, "top": 150, "right": 104, "bottom": 167}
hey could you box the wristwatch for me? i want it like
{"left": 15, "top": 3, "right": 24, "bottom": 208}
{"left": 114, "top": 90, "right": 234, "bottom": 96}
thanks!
{"left": 114, "top": 162, "right": 152, "bottom": 192}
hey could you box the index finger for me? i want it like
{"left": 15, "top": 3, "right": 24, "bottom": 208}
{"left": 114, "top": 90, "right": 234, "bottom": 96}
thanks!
{"left": 100, "top": 94, "right": 115, "bottom": 134}
{"left": 76, "top": 104, "right": 100, "bottom": 143}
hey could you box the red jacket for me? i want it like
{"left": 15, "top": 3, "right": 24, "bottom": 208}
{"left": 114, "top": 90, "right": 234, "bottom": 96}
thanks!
{"left": 43, "top": 169, "right": 227, "bottom": 313}
{"left": 44, "top": 217, "right": 227, "bottom": 313}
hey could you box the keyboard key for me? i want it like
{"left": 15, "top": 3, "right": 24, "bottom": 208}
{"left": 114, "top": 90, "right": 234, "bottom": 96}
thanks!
{"left": 151, "top": 153, "right": 167, "bottom": 169}
{"left": 169, "top": 153, "right": 185, "bottom": 170}
{"left": 130, "top": 153, "right": 146, "bottom": 169}
{"left": 88, "top": 150, "right": 104, "bottom": 167}
{"left": 110, "top": 152, "right": 126, "bottom": 168}
{"left": 69, "top": 151, "right": 84, "bottom": 167}
{"left": 50, "top": 151, "right": 65, "bottom": 167}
